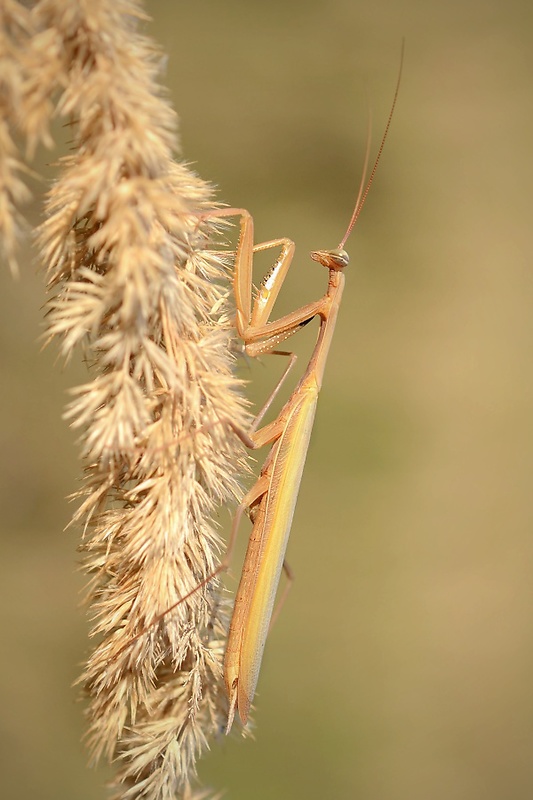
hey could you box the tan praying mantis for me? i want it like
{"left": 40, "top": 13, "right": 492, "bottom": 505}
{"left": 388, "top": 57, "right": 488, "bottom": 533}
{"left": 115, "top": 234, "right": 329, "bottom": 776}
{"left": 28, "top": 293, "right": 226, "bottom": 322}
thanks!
{"left": 120, "top": 54, "right": 401, "bottom": 732}
{"left": 204, "top": 59, "right": 401, "bottom": 730}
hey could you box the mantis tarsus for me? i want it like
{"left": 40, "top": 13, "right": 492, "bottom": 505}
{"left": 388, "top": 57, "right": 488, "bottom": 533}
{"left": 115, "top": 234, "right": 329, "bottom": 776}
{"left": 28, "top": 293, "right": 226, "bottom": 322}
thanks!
{"left": 122, "top": 54, "right": 401, "bottom": 732}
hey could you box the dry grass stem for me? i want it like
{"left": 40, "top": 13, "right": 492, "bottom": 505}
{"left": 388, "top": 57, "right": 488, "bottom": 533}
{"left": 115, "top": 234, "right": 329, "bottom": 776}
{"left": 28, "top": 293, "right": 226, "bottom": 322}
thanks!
{"left": 3, "top": 1, "right": 250, "bottom": 798}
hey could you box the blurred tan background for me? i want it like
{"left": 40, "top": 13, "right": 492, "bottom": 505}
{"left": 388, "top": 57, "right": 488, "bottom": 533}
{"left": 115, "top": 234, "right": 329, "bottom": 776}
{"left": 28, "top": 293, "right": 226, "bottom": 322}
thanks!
{"left": 2, "top": 1, "right": 533, "bottom": 798}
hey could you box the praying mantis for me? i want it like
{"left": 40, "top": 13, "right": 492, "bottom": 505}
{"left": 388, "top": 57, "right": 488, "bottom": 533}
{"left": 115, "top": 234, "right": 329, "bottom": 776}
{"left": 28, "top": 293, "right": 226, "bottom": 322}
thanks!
{"left": 203, "top": 57, "right": 402, "bottom": 730}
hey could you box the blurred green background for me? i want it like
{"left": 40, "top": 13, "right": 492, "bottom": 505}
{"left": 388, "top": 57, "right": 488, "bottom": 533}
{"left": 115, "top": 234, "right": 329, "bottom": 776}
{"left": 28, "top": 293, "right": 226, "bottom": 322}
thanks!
{"left": 2, "top": 1, "right": 533, "bottom": 798}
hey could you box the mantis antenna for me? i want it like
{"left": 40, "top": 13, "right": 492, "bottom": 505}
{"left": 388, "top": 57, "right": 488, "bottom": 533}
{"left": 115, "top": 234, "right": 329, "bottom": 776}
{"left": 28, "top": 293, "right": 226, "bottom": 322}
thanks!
{"left": 338, "top": 40, "right": 404, "bottom": 250}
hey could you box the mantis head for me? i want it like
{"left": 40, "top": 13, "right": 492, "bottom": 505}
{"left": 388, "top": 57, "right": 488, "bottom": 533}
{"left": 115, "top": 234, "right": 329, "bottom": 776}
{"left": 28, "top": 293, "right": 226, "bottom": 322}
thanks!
{"left": 310, "top": 248, "right": 349, "bottom": 271}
